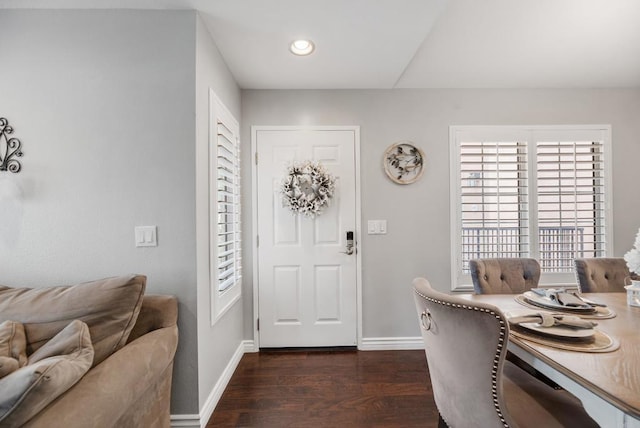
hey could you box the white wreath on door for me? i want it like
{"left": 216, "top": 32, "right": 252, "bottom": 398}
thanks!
{"left": 281, "top": 160, "right": 336, "bottom": 217}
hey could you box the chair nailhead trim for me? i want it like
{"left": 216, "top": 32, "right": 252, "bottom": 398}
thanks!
{"left": 414, "top": 289, "right": 510, "bottom": 428}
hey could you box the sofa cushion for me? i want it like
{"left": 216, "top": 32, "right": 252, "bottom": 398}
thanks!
{"left": 0, "top": 357, "right": 19, "bottom": 380}
{"left": 0, "top": 275, "right": 146, "bottom": 366}
{"left": 0, "top": 320, "right": 94, "bottom": 427}
{"left": 0, "top": 320, "right": 27, "bottom": 378}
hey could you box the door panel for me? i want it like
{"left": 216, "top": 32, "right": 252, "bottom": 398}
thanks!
{"left": 273, "top": 266, "right": 301, "bottom": 323}
{"left": 256, "top": 127, "right": 358, "bottom": 347}
{"left": 314, "top": 265, "right": 341, "bottom": 321}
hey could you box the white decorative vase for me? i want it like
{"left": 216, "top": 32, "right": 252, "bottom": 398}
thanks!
{"left": 624, "top": 278, "right": 640, "bottom": 307}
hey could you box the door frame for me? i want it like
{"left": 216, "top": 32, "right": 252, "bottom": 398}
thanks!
{"left": 251, "top": 125, "right": 362, "bottom": 350}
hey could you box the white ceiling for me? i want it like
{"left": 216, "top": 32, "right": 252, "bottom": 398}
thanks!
{"left": 2, "top": 0, "right": 640, "bottom": 89}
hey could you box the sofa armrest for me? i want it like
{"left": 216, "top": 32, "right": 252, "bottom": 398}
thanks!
{"left": 127, "top": 294, "right": 178, "bottom": 343}
{"left": 23, "top": 323, "right": 178, "bottom": 428}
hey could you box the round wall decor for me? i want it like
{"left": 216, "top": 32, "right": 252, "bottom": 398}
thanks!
{"left": 383, "top": 141, "right": 425, "bottom": 184}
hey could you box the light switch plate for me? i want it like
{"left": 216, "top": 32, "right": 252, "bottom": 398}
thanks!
{"left": 135, "top": 226, "right": 157, "bottom": 247}
{"left": 367, "top": 220, "right": 387, "bottom": 235}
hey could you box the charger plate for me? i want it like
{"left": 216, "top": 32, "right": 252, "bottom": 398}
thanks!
{"left": 514, "top": 294, "right": 616, "bottom": 319}
{"left": 510, "top": 328, "right": 620, "bottom": 353}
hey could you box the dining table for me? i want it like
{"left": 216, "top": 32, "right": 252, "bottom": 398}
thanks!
{"left": 460, "top": 292, "right": 640, "bottom": 428}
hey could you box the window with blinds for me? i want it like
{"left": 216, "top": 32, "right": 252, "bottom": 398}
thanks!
{"left": 450, "top": 126, "right": 611, "bottom": 290}
{"left": 209, "top": 90, "right": 241, "bottom": 323}
{"left": 536, "top": 140, "right": 606, "bottom": 272}
{"left": 459, "top": 141, "right": 529, "bottom": 273}
{"left": 216, "top": 119, "right": 241, "bottom": 293}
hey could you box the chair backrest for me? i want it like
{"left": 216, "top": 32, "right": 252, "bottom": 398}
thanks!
{"left": 574, "top": 258, "right": 631, "bottom": 293}
{"left": 412, "top": 278, "right": 514, "bottom": 428}
{"left": 469, "top": 258, "right": 541, "bottom": 294}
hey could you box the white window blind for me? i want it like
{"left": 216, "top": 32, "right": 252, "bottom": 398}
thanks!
{"left": 450, "top": 126, "right": 611, "bottom": 290}
{"left": 536, "top": 140, "right": 606, "bottom": 272}
{"left": 216, "top": 119, "right": 241, "bottom": 293}
{"left": 209, "top": 90, "right": 242, "bottom": 324}
{"left": 459, "top": 141, "right": 529, "bottom": 273}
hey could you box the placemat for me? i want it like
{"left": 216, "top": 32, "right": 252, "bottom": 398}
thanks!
{"left": 514, "top": 295, "right": 616, "bottom": 319}
{"left": 510, "top": 328, "right": 620, "bottom": 353}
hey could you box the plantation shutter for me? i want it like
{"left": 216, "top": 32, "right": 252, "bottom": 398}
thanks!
{"left": 451, "top": 125, "right": 611, "bottom": 290}
{"left": 535, "top": 139, "right": 606, "bottom": 272}
{"left": 216, "top": 119, "right": 241, "bottom": 292}
{"left": 459, "top": 140, "right": 529, "bottom": 273}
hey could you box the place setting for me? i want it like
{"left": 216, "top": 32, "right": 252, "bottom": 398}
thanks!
{"left": 514, "top": 288, "right": 617, "bottom": 319}
{"left": 504, "top": 308, "right": 620, "bottom": 353}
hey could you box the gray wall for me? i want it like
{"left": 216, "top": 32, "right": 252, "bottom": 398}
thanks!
{"left": 0, "top": 9, "right": 237, "bottom": 416}
{"left": 194, "top": 15, "right": 244, "bottom": 411}
{"left": 242, "top": 89, "right": 640, "bottom": 339}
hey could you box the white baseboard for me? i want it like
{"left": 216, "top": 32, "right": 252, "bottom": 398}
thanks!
{"left": 169, "top": 414, "right": 200, "bottom": 428}
{"left": 359, "top": 336, "right": 424, "bottom": 351}
{"left": 170, "top": 340, "right": 255, "bottom": 428}
{"left": 243, "top": 339, "right": 259, "bottom": 353}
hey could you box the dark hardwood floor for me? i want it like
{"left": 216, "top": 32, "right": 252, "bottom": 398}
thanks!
{"left": 207, "top": 349, "right": 439, "bottom": 427}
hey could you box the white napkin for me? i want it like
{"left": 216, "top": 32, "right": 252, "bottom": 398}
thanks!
{"left": 508, "top": 312, "right": 597, "bottom": 330}
{"left": 530, "top": 288, "right": 595, "bottom": 308}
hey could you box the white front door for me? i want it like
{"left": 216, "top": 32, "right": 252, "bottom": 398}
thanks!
{"left": 254, "top": 126, "right": 359, "bottom": 348}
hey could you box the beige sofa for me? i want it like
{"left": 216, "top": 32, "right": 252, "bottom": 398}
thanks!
{"left": 0, "top": 275, "right": 178, "bottom": 428}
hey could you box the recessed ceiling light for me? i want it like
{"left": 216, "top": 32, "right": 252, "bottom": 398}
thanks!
{"left": 289, "top": 39, "right": 315, "bottom": 56}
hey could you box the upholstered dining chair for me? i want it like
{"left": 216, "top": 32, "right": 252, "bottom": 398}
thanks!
{"left": 574, "top": 257, "right": 635, "bottom": 293}
{"left": 412, "top": 277, "right": 598, "bottom": 428}
{"left": 469, "top": 258, "right": 541, "bottom": 295}
{"left": 469, "top": 257, "right": 561, "bottom": 390}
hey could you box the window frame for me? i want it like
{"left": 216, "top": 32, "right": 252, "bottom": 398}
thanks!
{"left": 449, "top": 125, "right": 613, "bottom": 291}
{"left": 210, "top": 90, "right": 242, "bottom": 323}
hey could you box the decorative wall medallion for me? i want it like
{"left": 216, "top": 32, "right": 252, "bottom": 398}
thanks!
{"left": 0, "top": 118, "right": 23, "bottom": 173}
{"left": 383, "top": 141, "right": 424, "bottom": 184}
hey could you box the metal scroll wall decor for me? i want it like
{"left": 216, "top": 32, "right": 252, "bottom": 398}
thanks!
{"left": 383, "top": 141, "right": 425, "bottom": 184}
{"left": 0, "top": 118, "right": 23, "bottom": 173}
